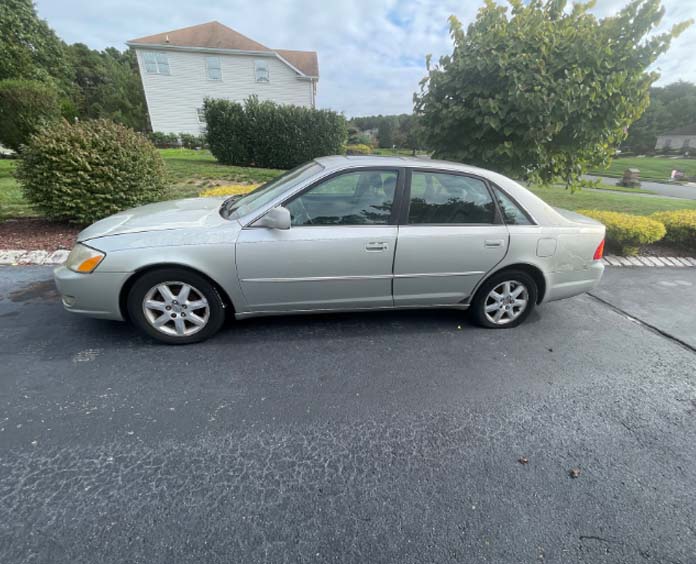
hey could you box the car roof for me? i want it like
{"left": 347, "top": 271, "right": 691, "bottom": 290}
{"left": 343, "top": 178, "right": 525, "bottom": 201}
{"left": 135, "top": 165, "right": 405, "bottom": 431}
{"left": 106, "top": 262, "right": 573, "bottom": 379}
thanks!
{"left": 314, "top": 155, "right": 494, "bottom": 177}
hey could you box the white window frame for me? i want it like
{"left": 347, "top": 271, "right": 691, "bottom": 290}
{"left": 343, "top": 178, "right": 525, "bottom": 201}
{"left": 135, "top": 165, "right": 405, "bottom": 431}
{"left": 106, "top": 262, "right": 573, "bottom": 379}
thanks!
{"left": 206, "top": 56, "right": 222, "bottom": 81}
{"left": 143, "top": 51, "right": 170, "bottom": 75}
{"left": 197, "top": 108, "right": 206, "bottom": 123}
{"left": 255, "top": 59, "right": 270, "bottom": 83}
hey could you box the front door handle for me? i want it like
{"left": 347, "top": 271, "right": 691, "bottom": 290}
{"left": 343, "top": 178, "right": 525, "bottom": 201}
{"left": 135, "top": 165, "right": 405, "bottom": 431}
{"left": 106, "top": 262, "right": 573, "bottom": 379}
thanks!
{"left": 365, "top": 242, "right": 388, "bottom": 252}
{"left": 484, "top": 239, "right": 504, "bottom": 248}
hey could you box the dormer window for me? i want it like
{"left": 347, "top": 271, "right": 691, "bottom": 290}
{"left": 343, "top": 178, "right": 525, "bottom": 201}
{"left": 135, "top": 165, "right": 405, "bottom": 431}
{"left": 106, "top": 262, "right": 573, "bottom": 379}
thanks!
{"left": 255, "top": 60, "right": 270, "bottom": 83}
{"left": 143, "top": 52, "right": 170, "bottom": 75}
{"left": 206, "top": 56, "right": 222, "bottom": 80}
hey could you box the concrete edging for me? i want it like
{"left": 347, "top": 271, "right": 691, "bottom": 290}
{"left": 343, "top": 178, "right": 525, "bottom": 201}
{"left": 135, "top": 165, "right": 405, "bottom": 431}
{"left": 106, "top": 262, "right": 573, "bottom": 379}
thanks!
{"left": 602, "top": 255, "right": 696, "bottom": 267}
{"left": 0, "top": 249, "right": 70, "bottom": 266}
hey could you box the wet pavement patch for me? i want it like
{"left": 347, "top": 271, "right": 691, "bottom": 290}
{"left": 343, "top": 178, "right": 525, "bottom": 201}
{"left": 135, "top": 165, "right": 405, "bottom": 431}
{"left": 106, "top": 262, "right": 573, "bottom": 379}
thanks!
{"left": 7, "top": 279, "right": 59, "bottom": 303}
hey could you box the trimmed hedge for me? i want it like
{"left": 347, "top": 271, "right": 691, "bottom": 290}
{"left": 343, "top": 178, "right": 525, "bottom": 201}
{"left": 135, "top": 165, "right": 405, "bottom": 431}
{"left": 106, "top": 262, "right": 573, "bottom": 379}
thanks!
{"left": 17, "top": 119, "right": 167, "bottom": 224}
{"left": 651, "top": 210, "right": 696, "bottom": 249}
{"left": 578, "top": 209, "right": 666, "bottom": 255}
{"left": 204, "top": 96, "right": 347, "bottom": 169}
{"left": 0, "top": 79, "right": 61, "bottom": 151}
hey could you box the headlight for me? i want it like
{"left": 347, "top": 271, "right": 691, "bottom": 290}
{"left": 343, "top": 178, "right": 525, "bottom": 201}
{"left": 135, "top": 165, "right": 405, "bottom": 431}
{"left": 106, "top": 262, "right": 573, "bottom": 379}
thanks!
{"left": 66, "top": 243, "right": 106, "bottom": 273}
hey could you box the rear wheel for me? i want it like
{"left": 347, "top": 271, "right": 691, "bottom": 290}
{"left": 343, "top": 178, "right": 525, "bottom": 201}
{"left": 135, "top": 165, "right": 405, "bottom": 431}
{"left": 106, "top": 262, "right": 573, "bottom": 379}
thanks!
{"left": 127, "top": 268, "right": 225, "bottom": 344}
{"left": 471, "top": 270, "right": 537, "bottom": 329}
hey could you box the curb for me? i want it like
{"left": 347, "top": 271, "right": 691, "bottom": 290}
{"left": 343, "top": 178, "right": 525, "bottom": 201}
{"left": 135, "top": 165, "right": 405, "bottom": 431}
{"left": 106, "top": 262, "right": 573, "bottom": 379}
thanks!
{"left": 0, "top": 249, "right": 70, "bottom": 266}
{"left": 602, "top": 255, "right": 696, "bottom": 267}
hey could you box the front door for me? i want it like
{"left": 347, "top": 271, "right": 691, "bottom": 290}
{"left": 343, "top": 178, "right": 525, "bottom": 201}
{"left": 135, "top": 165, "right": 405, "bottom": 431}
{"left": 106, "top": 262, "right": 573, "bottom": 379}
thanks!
{"left": 236, "top": 168, "right": 401, "bottom": 312}
{"left": 393, "top": 170, "right": 509, "bottom": 306}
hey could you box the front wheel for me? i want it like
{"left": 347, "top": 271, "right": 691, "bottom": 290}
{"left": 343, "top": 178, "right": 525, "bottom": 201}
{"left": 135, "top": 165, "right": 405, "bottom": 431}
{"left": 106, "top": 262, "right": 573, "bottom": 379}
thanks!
{"left": 127, "top": 268, "right": 226, "bottom": 344}
{"left": 471, "top": 270, "right": 537, "bottom": 329}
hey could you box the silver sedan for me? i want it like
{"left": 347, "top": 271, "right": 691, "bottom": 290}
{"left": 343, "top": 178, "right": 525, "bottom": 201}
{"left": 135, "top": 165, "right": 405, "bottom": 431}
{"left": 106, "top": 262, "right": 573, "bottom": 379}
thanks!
{"left": 54, "top": 156, "right": 606, "bottom": 344}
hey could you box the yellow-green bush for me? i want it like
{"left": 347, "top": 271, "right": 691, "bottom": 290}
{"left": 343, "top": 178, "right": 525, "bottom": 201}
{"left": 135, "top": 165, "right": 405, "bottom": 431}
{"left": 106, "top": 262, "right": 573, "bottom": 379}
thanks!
{"left": 650, "top": 210, "right": 696, "bottom": 249}
{"left": 199, "top": 184, "right": 259, "bottom": 198}
{"left": 577, "top": 209, "right": 666, "bottom": 255}
{"left": 345, "top": 144, "right": 373, "bottom": 155}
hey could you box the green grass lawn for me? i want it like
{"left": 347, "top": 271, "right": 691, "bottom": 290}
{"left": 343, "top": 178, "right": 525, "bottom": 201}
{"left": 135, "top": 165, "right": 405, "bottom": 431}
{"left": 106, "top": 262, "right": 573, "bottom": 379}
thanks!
{"left": 587, "top": 183, "right": 654, "bottom": 195}
{"left": 0, "top": 159, "right": 39, "bottom": 220}
{"left": 3, "top": 150, "right": 696, "bottom": 223}
{"left": 588, "top": 156, "right": 696, "bottom": 182}
{"left": 161, "top": 149, "right": 282, "bottom": 198}
{"left": 530, "top": 184, "right": 696, "bottom": 214}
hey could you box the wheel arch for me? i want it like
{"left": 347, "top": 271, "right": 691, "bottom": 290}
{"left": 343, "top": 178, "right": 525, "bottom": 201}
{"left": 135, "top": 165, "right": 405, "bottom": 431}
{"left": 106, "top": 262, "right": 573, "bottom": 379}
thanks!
{"left": 118, "top": 263, "right": 235, "bottom": 322}
{"left": 472, "top": 263, "right": 547, "bottom": 305}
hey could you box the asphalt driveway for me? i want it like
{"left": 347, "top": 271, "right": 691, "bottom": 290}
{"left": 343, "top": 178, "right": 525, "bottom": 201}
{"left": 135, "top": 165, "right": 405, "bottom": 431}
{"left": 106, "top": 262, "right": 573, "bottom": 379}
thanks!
{"left": 1, "top": 266, "right": 695, "bottom": 564}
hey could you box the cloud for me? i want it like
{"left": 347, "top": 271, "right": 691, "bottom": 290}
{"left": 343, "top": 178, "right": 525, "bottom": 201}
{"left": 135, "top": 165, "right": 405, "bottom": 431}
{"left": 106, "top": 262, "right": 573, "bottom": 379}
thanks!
{"left": 36, "top": 0, "right": 696, "bottom": 116}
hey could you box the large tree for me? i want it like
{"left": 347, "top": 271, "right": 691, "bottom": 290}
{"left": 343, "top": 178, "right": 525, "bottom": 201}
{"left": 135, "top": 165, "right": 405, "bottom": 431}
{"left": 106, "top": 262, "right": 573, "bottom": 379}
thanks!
{"left": 415, "top": 0, "right": 691, "bottom": 186}
{"left": 0, "top": 0, "right": 71, "bottom": 90}
{"left": 67, "top": 44, "right": 149, "bottom": 131}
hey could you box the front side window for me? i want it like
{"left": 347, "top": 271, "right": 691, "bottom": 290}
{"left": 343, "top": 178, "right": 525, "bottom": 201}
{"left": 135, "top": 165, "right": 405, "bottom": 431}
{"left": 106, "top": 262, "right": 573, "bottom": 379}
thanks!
{"left": 255, "top": 60, "right": 270, "bottom": 82}
{"left": 206, "top": 56, "right": 221, "bottom": 80}
{"left": 493, "top": 186, "right": 532, "bottom": 225}
{"left": 143, "top": 52, "right": 170, "bottom": 75}
{"left": 224, "top": 162, "right": 324, "bottom": 219}
{"left": 408, "top": 172, "right": 496, "bottom": 224}
{"left": 286, "top": 170, "right": 398, "bottom": 226}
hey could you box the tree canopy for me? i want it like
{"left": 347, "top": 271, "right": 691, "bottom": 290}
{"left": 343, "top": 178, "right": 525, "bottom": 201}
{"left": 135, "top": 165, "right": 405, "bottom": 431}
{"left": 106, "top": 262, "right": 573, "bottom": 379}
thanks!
{"left": 623, "top": 81, "right": 696, "bottom": 153}
{"left": 415, "top": 0, "right": 692, "bottom": 185}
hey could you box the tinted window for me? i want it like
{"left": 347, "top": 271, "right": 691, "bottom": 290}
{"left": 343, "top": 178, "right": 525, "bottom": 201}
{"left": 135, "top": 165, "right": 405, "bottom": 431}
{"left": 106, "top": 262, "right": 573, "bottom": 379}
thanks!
{"left": 408, "top": 172, "right": 496, "bottom": 224}
{"left": 286, "top": 170, "right": 397, "bottom": 226}
{"left": 494, "top": 187, "right": 533, "bottom": 225}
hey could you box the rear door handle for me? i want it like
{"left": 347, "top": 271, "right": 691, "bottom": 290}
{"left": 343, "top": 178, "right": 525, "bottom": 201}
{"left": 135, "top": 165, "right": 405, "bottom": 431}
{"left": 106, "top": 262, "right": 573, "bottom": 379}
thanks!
{"left": 365, "top": 242, "right": 388, "bottom": 252}
{"left": 484, "top": 239, "right": 504, "bottom": 247}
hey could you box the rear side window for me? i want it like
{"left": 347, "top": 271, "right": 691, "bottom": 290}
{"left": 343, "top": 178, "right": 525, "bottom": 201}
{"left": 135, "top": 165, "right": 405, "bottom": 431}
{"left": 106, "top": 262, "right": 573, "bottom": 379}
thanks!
{"left": 494, "top": 187, "right": 533, "bottom": 225}
{"left": 408, "top": 172, "right": 496, "bottom": 224}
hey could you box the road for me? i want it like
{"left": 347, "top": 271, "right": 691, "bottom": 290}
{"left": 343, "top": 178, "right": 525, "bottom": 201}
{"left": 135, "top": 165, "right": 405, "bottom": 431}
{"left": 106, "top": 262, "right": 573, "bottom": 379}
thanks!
{"left": 586, "top": 174, "right": 696, "bottom": 200}
{"left": 1, "top": 266, "right": 696, "bottom": 564}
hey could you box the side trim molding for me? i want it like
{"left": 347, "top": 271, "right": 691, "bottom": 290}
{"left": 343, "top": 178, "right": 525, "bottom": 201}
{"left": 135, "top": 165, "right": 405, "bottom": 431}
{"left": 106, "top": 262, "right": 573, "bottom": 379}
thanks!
{"left": 241, "top": 271, "right": 485, "bottom": 283}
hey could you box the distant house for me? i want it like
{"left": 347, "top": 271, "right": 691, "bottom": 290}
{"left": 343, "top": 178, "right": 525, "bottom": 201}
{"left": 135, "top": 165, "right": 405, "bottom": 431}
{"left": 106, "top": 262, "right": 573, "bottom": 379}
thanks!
{"left": 655, "top": 124, "right": 696, "bottom": 151}
{"left": 127, "top": 21, "right": 319, "bottom": 135}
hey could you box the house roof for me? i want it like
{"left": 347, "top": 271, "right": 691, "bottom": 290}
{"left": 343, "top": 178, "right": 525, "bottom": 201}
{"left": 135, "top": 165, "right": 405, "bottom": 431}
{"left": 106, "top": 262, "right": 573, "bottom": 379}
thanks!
{"left": 128, "top": 21, "right": 318, "bottom": 78}
{"left": 660, "top": 124, "right": 696, "bottom": 136}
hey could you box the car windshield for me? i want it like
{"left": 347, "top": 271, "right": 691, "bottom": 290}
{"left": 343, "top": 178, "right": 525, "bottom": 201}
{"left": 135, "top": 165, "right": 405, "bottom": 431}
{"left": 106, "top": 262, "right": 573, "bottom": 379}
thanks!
{"left": 220, "top": 162, "right": 324, "bottom": 219}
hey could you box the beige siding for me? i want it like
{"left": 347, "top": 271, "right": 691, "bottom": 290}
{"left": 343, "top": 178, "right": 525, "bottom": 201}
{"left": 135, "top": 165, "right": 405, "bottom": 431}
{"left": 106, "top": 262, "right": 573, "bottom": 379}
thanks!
{"left": 136, "top": 49, "right": 315, "bottom": 134}
{"left": 655, "top": 134, "right": 693, "bottom": 150}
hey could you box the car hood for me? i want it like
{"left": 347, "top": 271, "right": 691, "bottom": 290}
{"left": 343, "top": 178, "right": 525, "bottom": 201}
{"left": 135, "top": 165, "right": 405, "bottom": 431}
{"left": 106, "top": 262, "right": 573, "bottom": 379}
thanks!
{"left": 77, "top": 198, "right": 228, "bottom": 242}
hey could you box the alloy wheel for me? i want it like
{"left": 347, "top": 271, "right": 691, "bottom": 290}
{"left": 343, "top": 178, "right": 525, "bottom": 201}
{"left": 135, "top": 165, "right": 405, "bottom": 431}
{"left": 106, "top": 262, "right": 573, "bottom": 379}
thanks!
{"left": 483, "top": 280, "right": 529, "bottom": 326}
{"left": 142, "top": 281, "right": 210, "bottom": 337}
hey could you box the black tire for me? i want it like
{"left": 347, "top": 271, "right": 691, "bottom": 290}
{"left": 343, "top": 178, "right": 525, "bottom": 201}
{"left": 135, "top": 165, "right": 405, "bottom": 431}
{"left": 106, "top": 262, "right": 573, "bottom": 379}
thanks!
{"left": 470, "top": 270, "right": 538, "bottom": 329}
{"left": 127, "top": 268, "right": 226, "bottom": 344}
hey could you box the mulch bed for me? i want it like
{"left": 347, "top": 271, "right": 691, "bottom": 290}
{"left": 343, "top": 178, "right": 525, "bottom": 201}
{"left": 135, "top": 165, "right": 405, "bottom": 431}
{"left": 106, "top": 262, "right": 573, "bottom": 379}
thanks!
{"left": 0, "top": 218, "right": 81, "bottom": 252}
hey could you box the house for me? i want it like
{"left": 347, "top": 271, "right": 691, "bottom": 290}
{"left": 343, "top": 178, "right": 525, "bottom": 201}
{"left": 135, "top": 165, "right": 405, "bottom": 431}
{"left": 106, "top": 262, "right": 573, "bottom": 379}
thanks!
{"left": 127, "top": 21, "right": 319, "bottom": 135}
{"left": 655, "top": 123, "right": 696, "bottom": 152}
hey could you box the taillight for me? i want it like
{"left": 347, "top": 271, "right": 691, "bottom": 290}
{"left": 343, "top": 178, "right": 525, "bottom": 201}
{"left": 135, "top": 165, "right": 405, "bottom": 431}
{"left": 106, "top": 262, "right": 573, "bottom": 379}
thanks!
{"left": 593, "top": 239, "right": 605, "bottom": 261}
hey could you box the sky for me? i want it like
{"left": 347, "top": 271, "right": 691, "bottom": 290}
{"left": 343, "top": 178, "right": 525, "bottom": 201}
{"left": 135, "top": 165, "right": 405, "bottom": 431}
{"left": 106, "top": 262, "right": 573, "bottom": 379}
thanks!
{"left": 35, "top": 0, "right": 696, "bottom": 117}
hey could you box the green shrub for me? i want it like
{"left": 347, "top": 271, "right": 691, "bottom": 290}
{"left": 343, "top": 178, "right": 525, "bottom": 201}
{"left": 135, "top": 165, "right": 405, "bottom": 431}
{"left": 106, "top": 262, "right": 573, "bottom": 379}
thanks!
{"left": 0, "top": 79, "right": 61, "bottom": 151}
{"left": 345, "top": 143, "right": 373, "bottom": 155}
{"left": 204, "top": 96, "right": 347, "bottom": 169}
{"left": 148, "top": 131, "right": 180, "bottom": 148}
{"left": 651, "top": 210, "right": 696, "bottom": 249}
{"left": 578, "top": 209, "right": 666, "bottom": 255}
{"left": 17, "top": 119, "right": 167, "bottom": 224}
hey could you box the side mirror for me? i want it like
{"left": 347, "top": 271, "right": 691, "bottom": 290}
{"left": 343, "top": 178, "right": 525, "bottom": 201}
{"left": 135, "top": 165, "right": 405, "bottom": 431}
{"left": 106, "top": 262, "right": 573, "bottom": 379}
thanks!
{"left": 253, "top": 206, "right": 291, "bottom": 230}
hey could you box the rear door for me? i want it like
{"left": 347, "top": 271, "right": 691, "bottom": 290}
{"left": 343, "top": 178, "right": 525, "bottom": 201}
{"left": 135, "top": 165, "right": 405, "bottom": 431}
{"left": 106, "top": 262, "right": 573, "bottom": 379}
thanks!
{"left": 392, "top": 169, "right": 509, "bottom": 306}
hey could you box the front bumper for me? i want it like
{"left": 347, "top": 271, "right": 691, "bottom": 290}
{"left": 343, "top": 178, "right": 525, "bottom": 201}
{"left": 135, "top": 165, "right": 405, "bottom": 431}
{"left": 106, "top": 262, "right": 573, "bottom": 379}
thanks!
{"left": 543, "top": 261, "right": 605, "bottom": 303}
{"left": 54, "top": 266, "right": 131, "bottom": 321}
